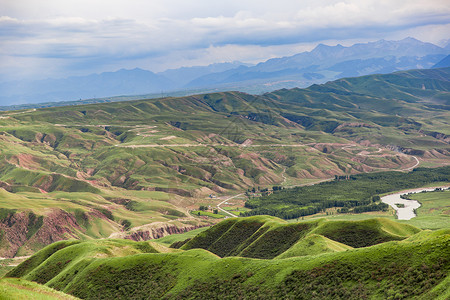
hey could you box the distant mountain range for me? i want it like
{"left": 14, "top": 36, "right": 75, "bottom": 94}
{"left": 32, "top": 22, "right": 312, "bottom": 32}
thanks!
{"left": 185, "top": 37, "right": 449, "bottom": 91}
{"left": 1, "top": 37, "right": 448, "bottom": 106}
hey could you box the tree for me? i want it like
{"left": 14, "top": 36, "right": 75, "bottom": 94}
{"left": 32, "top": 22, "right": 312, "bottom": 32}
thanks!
{"left": 121, "top": 219, "right": 132, "bottom": 230}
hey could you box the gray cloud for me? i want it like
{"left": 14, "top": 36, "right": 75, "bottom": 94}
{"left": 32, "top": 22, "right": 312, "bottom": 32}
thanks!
{"left": 0, "top": 0, "right": 449, "bottom": 80}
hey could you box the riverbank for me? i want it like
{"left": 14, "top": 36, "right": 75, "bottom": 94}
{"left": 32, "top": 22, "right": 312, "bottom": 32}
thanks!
{"left": 381, "top": 186, "right": 450, "bottom": 220}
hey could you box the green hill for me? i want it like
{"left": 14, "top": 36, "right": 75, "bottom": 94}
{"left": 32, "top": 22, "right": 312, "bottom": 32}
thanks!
{"left": 275, "top": 234, "right": 353, "bottom": 259}
{"left": 178, "top": 217, "right": 419, "bottom": 258}
{"left": 179, "top": 216, "right": 419, "bottom": 259}
{"left": 0, "top": 278, "right": 79, "bottom": 300}
{"left": 3, "top": 218, "right": 449, "bottom": 299}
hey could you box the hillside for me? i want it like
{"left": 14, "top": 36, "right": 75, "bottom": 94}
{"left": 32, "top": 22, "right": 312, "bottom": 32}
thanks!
{"left": 178, "top": 216, "right": 419, "bottom": 258}
{"left": 0, "top": 67, "right": 448, "bottom": 257}
{"left": 0, "top": 278, "right": 79, "bottom": 299}
{"left": 4, "top": 217, "right": 449, "bottom": 299}
{"left": 433, "top": 55, "right": 450, "bottom": 69}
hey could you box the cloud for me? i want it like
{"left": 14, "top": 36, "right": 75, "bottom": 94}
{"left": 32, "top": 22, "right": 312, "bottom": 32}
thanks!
{"left": 0, "top": 0, "right": 449, "bottom": 80}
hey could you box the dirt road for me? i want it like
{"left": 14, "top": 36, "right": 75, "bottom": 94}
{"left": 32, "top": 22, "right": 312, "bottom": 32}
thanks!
{"left": 216, "top": 194, "right": 243, "bottom": 218}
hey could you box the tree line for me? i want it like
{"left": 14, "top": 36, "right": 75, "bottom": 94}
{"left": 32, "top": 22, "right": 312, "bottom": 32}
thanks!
{"left": 242, "top": 167, "right": 450, "bottom": 219}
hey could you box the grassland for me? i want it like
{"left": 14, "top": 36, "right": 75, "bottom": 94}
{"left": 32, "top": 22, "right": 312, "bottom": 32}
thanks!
{"left": 153, "top": 226, "right": 210, "bottom": 246}
{"left": 0, "top": 278, "right": 79, "bottom": 299}
{"left": 398, "top": 189, "right": 450, "bottom": 229}
{"left": 179, "top": 216, "right": 420, "bottom": 258}
{"left": 3, "top": 217, "right": 449, "bottom": 299}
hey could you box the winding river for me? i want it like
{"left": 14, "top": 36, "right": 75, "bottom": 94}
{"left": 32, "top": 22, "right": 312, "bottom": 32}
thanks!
{"left": 381, "top": 186, "right": 449, "bottom": 220}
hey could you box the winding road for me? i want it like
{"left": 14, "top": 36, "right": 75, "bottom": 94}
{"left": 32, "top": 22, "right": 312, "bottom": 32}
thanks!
{"left": 404, "top": 156, "right": 420, "bottom": 171}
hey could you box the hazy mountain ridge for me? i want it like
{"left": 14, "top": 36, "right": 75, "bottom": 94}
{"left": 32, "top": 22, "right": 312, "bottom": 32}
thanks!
{"left": 186, "top": 37, "right": 448, "bottom": 90}
{"left": 1, "top": 38, "right": 448, "bottom": 107}
{"left": 158, "top": 61, "right": 253, "bottom": 86}
{"left": 0, "top": 68, "right": 175, "bottom": 106}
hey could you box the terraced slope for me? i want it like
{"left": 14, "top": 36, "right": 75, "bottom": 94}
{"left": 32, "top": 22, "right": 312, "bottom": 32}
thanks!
{"left": 4, "top": 218, "right": 449, "bottom": 299}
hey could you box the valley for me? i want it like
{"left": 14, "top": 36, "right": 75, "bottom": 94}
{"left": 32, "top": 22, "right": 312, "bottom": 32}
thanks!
{"left": 0, "top": 67, "right": 449, "bottom": 299}
{"left": 0, "top": 67, "right": 448, "bottom": 259}
{"left": 3, "top": 0, "right": 450, "bottom": 298}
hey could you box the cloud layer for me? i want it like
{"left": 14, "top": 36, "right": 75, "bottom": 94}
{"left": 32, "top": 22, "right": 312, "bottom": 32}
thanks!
{"left": 1, "top": 0, "right": 449, "bottom": 80}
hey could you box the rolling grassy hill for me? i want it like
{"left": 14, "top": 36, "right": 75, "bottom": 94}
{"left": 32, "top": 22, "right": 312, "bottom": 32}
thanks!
{"left": 178, "top": 216, "right": 420, "bottom": 258}
{"left": 0, "top": 67, "right": 448, "bottom": 258}
{"left": 3, "top": 217, "right": 449, "bottom": 299}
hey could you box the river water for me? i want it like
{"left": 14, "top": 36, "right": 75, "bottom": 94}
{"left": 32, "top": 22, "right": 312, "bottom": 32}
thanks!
{"left": 381, "top": 186, "right": 448, "bottom": 220}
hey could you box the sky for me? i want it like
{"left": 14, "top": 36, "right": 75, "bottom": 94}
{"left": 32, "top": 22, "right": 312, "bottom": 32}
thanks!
{"left": 1, "top": 0, "right": 449, "bottom": 81}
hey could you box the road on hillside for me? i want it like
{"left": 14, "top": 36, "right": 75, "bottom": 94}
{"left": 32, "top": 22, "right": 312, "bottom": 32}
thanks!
{"left": 0, "top": 108, "right": 36, "bottom": 119}
{"left": 404, "top": 156, "right": 420, "bottom": 171}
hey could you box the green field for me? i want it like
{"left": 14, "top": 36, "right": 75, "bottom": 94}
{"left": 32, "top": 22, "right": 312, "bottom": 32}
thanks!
{"left": 190, "top": 210, "right": 225, "bottom": 219}
{"left": 399, "top": 189, "right": 450, "bottom": 229}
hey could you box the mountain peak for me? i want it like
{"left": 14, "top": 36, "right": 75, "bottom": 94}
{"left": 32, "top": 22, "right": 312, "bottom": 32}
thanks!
{"left": 116, "top": 67, "right": 150, "bottom": 73}
{"left": 400, "top": 36, "right": 421, "bottom": 43}
{"left": 311, "top": 43, "right": 345, "bottom": 54}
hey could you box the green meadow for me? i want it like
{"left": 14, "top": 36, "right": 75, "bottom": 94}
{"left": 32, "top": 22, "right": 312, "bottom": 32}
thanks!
{"left": 399, "top": 189, "right": 450, "bottom": 230}
{"left": 3, "top": 217, "right": 449, "bottom": 299}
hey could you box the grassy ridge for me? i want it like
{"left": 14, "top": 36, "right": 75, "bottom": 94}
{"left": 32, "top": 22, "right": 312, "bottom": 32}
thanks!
{"left": 4, "top": 220, "right": 449, "bottom": 299}
{"left": 275, "top": 234, "right": 352, "bottom": 259}
{"left": 180, "top": 217, "right": 419, "bottom": 258}
{"left": 6, "top": 239, "right": 179, "bottom": 282}
{"left": 310, "top": 218, "right": 419, "bottom": 248}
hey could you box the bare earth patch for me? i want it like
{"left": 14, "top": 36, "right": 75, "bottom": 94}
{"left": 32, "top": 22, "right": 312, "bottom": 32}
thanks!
{"left": 160, "top": 135, "right": 177, "bottom": 140}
